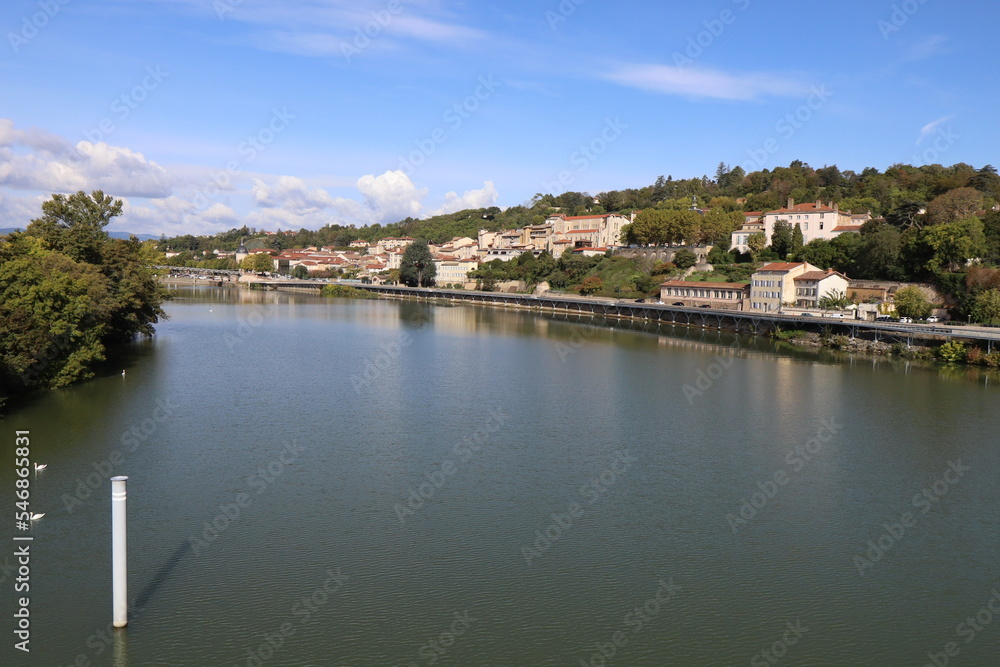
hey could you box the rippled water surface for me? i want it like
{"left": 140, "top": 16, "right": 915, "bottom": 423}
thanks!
{"left": 4, "top": 287, "right": 999, "bottom": 666}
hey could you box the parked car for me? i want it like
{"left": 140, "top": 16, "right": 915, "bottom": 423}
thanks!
{"left": 635, "top": 298, "right": 645, "bottom": 303}
{"left": 900, "top": 317, "right": 913, "bottom": 323}
{"left": 926, "top": 316, "right": 940, "bottom": 323}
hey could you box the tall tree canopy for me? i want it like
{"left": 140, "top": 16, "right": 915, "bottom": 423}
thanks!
{"left": 1, "top": 191, "right": 167, "bottom": 405}
{"left": 400, "top": 240, "right": 436, "bottom": 287}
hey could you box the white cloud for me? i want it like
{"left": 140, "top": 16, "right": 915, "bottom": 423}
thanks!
{"left": 0, "top": 119, "right": 171, "bottom": 198}
{"left": 602, "top": 64, "right": 806, "bottom": 100}
{"left": 427, "top": 181, "right": 498, "bottom": 216}
{"left": 356, "top": 170, "right": 427, "bottom": 222}
{"left": 917, "top": 115, "right": 955, "bottom": 145}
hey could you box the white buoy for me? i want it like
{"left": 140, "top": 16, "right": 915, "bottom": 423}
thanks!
{"left": 111, "top": 476, "right": 129, "bottom": 628}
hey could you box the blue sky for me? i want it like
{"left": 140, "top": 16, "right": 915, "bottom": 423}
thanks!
{"left": 0, "top": 0, "right": 994, "bottom": 236}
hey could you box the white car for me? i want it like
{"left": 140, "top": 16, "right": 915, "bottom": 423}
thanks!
{"left": 899, "top": 317, "right": 913, "bottom": 323}
{"left": 926, "top": 316, "right": 939, "bottom": 323}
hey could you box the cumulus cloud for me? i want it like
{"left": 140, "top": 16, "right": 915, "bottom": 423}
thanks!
{"left": 427, "top": 181, "right": 498, "bottom": 216}
{"left": 0, "top": 119, "right": 171, "bottom": 198}
{"left": 356, "top": 170, "right": 427, "bottom": 222}
{"left": 602, "top": 64, "right": 806, "bottom": 100}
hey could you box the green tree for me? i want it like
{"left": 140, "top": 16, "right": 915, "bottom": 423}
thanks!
{"left": 673, "top": 249, "right": 697, "bottom": 270}
{"left": 292, "top": 265, "right": 309, "bottom": 279}
{"left": 747, "top": 232, "right": 766, "bottom": 259}
{"left": 400, "top": 239, "right": 436, "bottom": 287}
{"left": 241, "top": 253, "right": 274, "bottom": 272}
{"left": 918, "top": 217, "right": 987, "bottom": 273}
{"left": 790, "top": 224, "right": 804, "bottom": 255}
{"left": 25, "top": 190, "right": 120, "bottom": 265}
{"left": 855, "top": 224, "right": 902, "bottom": 279}
{"left": 894, "top": 286, "right": 932, "bottom": 319}
{"left": 969, "top": 289, "right": 1000, "bottom": 324}
{"left": 770, "top": 220, "right": 793, "bottom": 257}
{"left": 819, "top": 290, "right": 851, "bottom": 310}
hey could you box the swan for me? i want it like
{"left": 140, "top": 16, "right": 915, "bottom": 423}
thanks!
{"left": 34, "top": 463, "right": 46, "bottom": 471}
{"left": 122, "top": 370, "right": 126, "bottom": 377}
{"left": 30, "top": 513, "right": 44, "bottom": 520}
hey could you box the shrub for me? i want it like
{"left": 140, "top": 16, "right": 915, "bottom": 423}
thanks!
{"left": 936, "top": 340, "right": 967, "bottom": 363}
{"left": 983, "top": 352, "right": 1000, "bottom": 368}
{"left": 966, "top": 347, "right": 985, "bottom": 365}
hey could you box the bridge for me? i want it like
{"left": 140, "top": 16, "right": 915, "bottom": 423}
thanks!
{"left": 244, "top": 280, "right": 1000, "bottom": 350}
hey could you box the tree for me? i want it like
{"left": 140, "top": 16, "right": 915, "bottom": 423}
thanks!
{"left": 970, "top": 289, "right": 1000, "bottom": 324}
{"left": 924, "top": 188, "right": 984, "bottom": 226}
{"left": 672, "top": 249, "right": 697, "bottom": 270}
{"left": 241, "top": 253, "right": 274, "bottom": 272}
{"left": 894, "top": 286, "right": 932, "bottom": 319}
{"left": 770, "top": 220, "right": 792, "bottom": 257}
{"left": 855, "top": 224, "right": 902, "bottom": 279}
{"left": 918, "top": 217, "right": 987, "bottom": 273}
{"left": 747, "top": 232, "right": 766, "bottom": 259}
{"left": 292, "top": 265, "right": 309, "bottom": 279}
{"left": 25, "top": 190, "right": 120, "bottom": 265}
{"left": 578, "top": 276, "right": 603, "bottom": 295}
{"left": 400, "top": 239, "right": 436, "bottom": 287}
{"left": 790, "top": 224, "right": 804, "bottom": 255}
{"left": 819, "top": 290, "right": 852, "bottom": 310}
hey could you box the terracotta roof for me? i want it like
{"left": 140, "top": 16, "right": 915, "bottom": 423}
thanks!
{"left": 832, "top": 225, "right": 863, "bottom": 232}
{"left": 766, "top": 202, "right": 843, "bottom": 215}
{"left": 561, "top": 214, "right": 613, "bottom": 220}
{"left": 565, "top": 229, "right": 600, "bottom": 234}
{"left": 757, "top": 262, "right": 805, "bottom": 272}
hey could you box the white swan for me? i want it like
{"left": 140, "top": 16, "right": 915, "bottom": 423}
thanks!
{"left": 34, "top": 463, "right": 46, "bottom": 471}
{"left": 30, "top": 513, "right": 44, "bottom": 520}
{"left": 122, "top": 370, "right": 126, "bottom": 377}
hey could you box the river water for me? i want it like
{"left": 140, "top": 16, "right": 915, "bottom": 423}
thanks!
{"left": 4, "top": 286, "right": 999, "bottom": 666}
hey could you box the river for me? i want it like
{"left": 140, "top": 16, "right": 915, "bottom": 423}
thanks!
{"left": 4, "top": 286, "right": 998, "bottom": 666}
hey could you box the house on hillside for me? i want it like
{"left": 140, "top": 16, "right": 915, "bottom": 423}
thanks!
{"left": 793, "top": 269, "right": 850, "bottom": 309}
{"left": 749, "top": 262, "right": 823, "bottom": 312}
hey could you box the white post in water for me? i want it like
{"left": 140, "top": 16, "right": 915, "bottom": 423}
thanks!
{"left": 111, "top": 476, "right": 129, "bottom": 628}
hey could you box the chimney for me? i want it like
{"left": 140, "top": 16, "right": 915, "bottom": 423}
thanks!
{"left": 787, "top": 197, "right": 794, "bottom": 209}
{"left": 815, "top": 199, "right": 821, "bottom": 209}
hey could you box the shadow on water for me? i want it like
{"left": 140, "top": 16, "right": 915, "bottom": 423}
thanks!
{"left": 128, "top": 539, "right": 193, "bottom": 622}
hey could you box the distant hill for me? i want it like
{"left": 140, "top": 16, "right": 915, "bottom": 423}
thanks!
{"left": 0, "top": 227, "right": 158, "bottom": 241}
